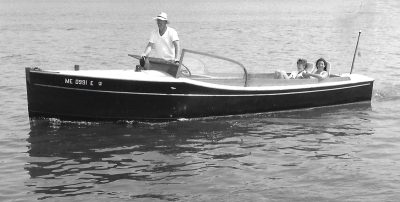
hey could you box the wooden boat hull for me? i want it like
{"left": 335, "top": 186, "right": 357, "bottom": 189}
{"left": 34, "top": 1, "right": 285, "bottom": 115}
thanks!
{"left": 26, "top": 68, "right": 374, "bottom": 121}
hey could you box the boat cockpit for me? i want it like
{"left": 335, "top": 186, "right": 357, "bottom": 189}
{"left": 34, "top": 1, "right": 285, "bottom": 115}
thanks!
{"left": 129, "top": 49, "right": 349, "bottom": 87}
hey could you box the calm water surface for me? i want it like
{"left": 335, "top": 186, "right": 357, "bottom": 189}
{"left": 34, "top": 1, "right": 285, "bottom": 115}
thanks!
{"left": 1, "top": 0, "right": 400, "bottom": 201}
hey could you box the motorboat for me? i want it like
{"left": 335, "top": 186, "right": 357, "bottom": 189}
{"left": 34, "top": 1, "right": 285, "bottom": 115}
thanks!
{"left": 25, "top": 49, "right": 374, "bottom": 121}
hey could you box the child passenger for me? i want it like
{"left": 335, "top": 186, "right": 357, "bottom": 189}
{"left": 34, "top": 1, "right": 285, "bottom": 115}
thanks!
{"left": 274, "top": 58, "right": 309, "bottom": 79}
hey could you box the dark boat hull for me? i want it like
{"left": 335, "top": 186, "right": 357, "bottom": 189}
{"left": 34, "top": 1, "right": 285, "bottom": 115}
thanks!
{"left": 26, "top": 68, "right": 374, "bottom": 121}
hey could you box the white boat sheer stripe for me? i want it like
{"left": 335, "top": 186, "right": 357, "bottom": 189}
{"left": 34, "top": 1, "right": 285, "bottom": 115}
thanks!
{"left": 35, "top": 82, "right": 371, "bottom": 97}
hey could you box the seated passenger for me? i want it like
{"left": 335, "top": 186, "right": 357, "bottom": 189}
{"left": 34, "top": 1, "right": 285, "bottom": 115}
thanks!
{"left": 275, "top": 58, "right": 310, "bottom": 79}
{"left": 303, "top": 58, "right": 329, "bottom": 80}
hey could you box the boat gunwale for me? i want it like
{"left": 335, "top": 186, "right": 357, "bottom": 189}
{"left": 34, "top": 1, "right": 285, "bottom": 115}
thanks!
{"left": 27, "top": 68, "right": 374, "bottom": 92}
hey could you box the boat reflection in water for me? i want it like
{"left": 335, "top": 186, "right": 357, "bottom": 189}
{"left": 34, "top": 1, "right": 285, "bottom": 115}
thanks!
{"left": 25, "top": 102, "right": 374, "bottom": 200}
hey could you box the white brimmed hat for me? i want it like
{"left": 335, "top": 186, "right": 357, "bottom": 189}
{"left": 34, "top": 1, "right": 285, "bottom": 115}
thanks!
{"left": 154, "top": 12, "right": 168, "bottom": 21}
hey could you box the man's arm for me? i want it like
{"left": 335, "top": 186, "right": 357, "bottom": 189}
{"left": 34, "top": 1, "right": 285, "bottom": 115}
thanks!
{"left": 142, "top": 42, "right": 153, "bottom": 57}
{"left": 173, "top": 40, "right": 180, "bottom": 62}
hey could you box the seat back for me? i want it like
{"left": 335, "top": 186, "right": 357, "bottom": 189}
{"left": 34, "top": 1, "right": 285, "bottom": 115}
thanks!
{"left": 305, "top": 62, "right": 314, "bottom": 73}
{"left": 326, "top": 62, "right": 331, "bottom": 76}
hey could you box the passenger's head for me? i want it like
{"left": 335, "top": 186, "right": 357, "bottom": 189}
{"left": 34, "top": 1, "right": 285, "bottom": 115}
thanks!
{"left": 297, "top": 58, "right": 307, "bottom": 71}
{"left": 315, "top": 58, "right": 328, "bottom": 71}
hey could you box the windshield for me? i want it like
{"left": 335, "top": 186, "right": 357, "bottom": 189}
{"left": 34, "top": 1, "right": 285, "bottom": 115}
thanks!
{"left": 179, "top": 49, "right": 248, "bottom": 87}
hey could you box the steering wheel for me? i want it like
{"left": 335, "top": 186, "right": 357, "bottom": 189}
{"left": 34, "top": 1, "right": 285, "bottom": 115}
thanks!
{"left": 180, "top": 63, "right": 192, "bottom": 77}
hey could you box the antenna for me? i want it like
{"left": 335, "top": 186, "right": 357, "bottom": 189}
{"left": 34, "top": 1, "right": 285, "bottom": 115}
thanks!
{"left": 350, "top": 30, "right": 362, "bottom": 74}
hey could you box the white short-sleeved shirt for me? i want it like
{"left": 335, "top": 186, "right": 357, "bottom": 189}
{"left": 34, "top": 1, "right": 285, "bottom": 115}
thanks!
{"left": 149, "top": 26, "right": 179, "bottom": 61}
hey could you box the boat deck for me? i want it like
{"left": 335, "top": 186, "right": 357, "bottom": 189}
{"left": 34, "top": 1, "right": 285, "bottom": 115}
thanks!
{"left": 44, "top": 69, "right": 362, "bottom": 89}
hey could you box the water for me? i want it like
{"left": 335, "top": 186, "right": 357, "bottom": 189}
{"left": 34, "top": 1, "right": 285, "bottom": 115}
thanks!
{"left": 1, "top": 0, "right": 400, "bottom": 201}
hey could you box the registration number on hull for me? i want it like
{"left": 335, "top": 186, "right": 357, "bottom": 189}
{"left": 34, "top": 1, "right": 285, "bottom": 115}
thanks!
{"left": 65, "top": 78, "right": 102, "bottom": 87}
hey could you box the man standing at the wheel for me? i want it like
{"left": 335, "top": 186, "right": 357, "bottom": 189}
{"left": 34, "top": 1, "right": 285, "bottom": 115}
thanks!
{"left": 141, "top": 12, "right": 180, "bottom": 64}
